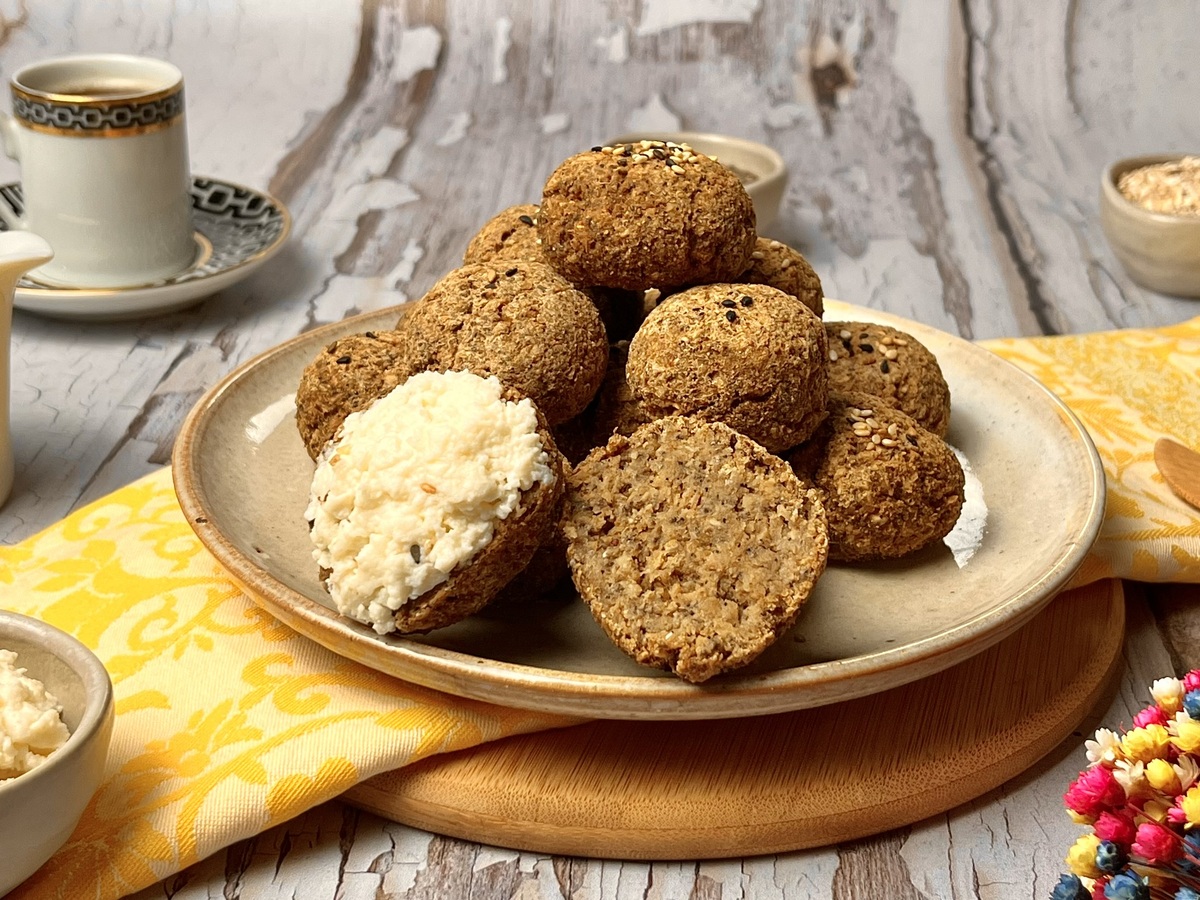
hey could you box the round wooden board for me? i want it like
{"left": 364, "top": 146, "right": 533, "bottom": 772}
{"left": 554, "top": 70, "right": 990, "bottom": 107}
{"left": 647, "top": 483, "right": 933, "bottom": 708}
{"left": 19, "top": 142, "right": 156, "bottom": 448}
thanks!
{"left": 343, "top": 581, "right": 1124, "bottom": 859}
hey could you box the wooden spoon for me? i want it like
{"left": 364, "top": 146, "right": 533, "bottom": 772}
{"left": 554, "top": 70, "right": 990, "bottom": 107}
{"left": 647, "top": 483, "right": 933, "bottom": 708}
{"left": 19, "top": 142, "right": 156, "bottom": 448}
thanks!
{"left": 1155, "top": 437, "right": 1200, "bottom": 511}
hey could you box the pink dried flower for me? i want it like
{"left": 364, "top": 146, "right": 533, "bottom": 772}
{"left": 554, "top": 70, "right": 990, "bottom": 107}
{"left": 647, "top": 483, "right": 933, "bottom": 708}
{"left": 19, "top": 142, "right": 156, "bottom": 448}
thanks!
{"left": 1134, "top": 704, "right": 1169, "bottom": 728}
{"left": 1093, "top": 809, "right": 1137, "bottom": 847}
{"left": 1183, "top": 670, "right": 1200, "bottom": 692}
{"left": 1130, "top": 821, "right": 1180, "bottom": 864}
{"left": 1064, "top": 765, "right": 1126, "bottom": 818}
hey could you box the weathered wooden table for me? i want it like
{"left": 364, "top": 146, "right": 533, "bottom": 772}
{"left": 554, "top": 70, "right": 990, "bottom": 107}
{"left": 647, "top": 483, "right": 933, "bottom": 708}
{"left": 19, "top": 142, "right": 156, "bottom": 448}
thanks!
{"left": 3, "top": 1, "right": 1198, "bottom": 897}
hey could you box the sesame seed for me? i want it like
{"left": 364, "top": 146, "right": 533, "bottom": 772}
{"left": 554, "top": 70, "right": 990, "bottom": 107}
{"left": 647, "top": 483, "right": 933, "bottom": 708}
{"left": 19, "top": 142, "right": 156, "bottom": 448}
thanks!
{"left": 591, "top": 145, "right": 602, "bottom": 152}
{"left": 336, "top": 355, "right": 351, "bottom": 364}
{"left": 894, "top": 338, "right": 909, "bottom": 346}
{"left": 518, "top": 215, "right": 534, "bottom": 225}
{"left": 750, "top": 251, "right": 765, "bottom": 260}
{"left": 365, "top": 331, "right": 377, "bottom": 339}
{"left": 722, "top": 298, "right": 737, "bottom": 308}
{"left": 866, "top": 417, "right": 881, "bottom": 429}
{"left": 829, "top": 350, "right": 839, "bottom": 362}
{"left": 884, "top": 349, "right": 899, "bottom": 360}
{"left": 906, "top": 434, "right": 919, "bottom": 446}
{"left": 872, "top": 434, "right": 882, "bottom": 444}
{"left": 838, "top": 329, "right": 852, "bottom": 340}
{"left": 780, "top": 259, "right": 792, "bottom": 269}
{"left": 725, "top": 310, "right": 738, "bottom": 322}
{"left": 887, "top": 423, "right": 899, "bottom": 437}
{"left": 881, "top": 360, "right": 891, "bottom": 373}
{"left": 420, "top": 483, "right": 438, "bottom": 494}
{"left": 858, "top": 408, "right": 874, "bottom": 416}
{"left": 881, "top": 438, "right": 898, "bottom": 447}
{"left": 410, "top": 544, "right": 422, "bottom": 563}
{"left": 670, "top": 165, "right": 685, "bottom": 174}
{"left": 859, "top": 343, "right": 874, "bottom": 353}
{"left": 740, "top": 296, "right": 753, "bottom": 307}
{"left": 601, "top": 146, "right": 614, "bottom": 153}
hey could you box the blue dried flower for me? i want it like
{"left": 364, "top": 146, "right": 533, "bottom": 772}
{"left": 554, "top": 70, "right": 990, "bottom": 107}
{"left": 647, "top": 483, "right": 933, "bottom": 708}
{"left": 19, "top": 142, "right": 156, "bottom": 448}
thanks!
{"left": 1185, "top": 688, "right": 1200, "bottom": 719}
{"left": 1180, "top": 831, "right": 1200, "bottom": 874}
{"left": 1050, "top": 873, "right": 1090, "bottom": 900}
{"left": 1095, "top": 840, "right": 1127, "bottom": 874}
{"left": 1104, "top": 871, "right": 1149, "bottom": 900}
{"left": 1175, "top": 886, "right": 1200, "bottom": 900}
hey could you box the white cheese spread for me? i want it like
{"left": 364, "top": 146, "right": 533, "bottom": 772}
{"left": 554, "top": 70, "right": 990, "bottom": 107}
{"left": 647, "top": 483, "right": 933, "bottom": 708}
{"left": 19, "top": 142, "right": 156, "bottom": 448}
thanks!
{"left": 0, "top": 648, "right": 70, "bottom": 780}
{"left": 307, "top": 370, "right": 554, "bottom": 634}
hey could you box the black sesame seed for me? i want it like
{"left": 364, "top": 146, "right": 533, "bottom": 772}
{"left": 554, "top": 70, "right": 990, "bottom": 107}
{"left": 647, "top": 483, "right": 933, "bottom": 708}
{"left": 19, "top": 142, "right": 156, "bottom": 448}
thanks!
{"left": 881, "top": 360, "right": 891, "bottom": 373}
{"left": 721, "top": 298, "right": 737, "bottom": 308}
{"left": 518, "top": 215, "right": 534, "bottom": 225}
{"left": 859, "top": 343, "right": 874, "bottom": 353}
{"left": 725, "top": 310, "right": 738, "bottom": 322}
{"left": 336, "top": 355, "right": 352, "bottom": 365}
{"left": 364, "top": 331, "right": 377, "bottom": 339}
{"left": 616, "top": 158, "right": 628, "bottom": 166}
{"left": 841, "top": 337, "right": 852, "bottom": 350}
{"left": 740, "top": 296, "right": 753, "bottom": 307}
{"left": 591, "top": 145, "right": 602, "bottom": 151}
{"left": 410, "top": 544, "right": 422, "bottom": 563}
{"left": 906, "top": 434, "right": 919, "bottom": 446}
{"left": 505, "top": 267, "right": 518, "bottom": 276}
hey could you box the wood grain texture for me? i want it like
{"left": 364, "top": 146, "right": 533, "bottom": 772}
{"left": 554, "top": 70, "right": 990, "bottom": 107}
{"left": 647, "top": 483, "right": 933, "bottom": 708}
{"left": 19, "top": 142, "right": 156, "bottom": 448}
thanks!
{"left": 1, "top": 0, "right": 1197, "bottom": 896}
{"left": 343, "top": 582, "right": 1125, "bottom": 859}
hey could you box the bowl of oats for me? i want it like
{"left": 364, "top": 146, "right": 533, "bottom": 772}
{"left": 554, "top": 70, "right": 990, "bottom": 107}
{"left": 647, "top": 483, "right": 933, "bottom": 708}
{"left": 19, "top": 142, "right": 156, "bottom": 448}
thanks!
{"left": 0, "top": 611, "right": 113, "bottom": 894}
{"left": 1100, "top": 153, "right": 1200, "bottom": 298}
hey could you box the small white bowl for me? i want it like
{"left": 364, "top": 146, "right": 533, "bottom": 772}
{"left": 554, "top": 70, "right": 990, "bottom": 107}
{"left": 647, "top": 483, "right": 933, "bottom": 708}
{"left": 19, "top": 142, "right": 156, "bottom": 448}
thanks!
{"left": 0, "top": 611, "right": 114, "bottom": 894}
{"left": 607, "top": 131, "right": 788, "bottom": 229}
{"left": 1099, "top": 154, "right": 1200, "bottom": 298}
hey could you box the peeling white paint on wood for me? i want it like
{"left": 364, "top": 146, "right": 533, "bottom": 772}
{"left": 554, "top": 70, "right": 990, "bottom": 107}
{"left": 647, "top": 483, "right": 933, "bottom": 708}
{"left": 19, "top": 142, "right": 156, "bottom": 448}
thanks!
{"left": 3, "top": 1, "right": 1199, "bottom": 897}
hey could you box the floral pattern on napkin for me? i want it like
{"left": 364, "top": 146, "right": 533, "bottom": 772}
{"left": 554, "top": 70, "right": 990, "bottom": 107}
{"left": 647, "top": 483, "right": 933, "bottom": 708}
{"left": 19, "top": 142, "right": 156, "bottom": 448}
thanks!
{"left": 983, "top": 316, "right": 1200, "bottom": 586}
{"left": 0, "top": 473, "right": 577, "bottom": 899}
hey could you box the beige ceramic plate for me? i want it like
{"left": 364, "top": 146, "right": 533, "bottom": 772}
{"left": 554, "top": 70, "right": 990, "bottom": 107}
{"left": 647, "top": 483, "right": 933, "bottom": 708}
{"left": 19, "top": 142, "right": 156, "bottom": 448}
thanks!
{"left": 172, "top": 300, "right": 1104, "bottom": 720}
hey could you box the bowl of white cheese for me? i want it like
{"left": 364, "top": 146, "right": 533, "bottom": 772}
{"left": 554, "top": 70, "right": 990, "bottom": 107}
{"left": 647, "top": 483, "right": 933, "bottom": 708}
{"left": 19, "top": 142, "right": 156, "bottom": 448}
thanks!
{"left": 0, "top": 610, "right": 113, "bottom": 894}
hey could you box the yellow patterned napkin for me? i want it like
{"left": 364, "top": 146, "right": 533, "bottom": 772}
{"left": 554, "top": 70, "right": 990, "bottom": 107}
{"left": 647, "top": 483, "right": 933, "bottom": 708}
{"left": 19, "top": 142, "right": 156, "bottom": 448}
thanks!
{"left": 0, "top": 477, "right": 578, "bottom": 899}
{"left": 983, "top": 316, "right": 1200, "bottom": 586}
{"left": 0, "top": 315, "right": 1197, "bottom": 899}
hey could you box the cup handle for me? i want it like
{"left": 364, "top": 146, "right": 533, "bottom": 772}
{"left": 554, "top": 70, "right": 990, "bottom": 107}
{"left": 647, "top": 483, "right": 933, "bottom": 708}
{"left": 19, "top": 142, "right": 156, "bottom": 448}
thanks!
{"left": 0, "top": 113, "right": 25, "bottom": 230}
{"left": 0, "top": 112, "right": 19, "bottom": 162}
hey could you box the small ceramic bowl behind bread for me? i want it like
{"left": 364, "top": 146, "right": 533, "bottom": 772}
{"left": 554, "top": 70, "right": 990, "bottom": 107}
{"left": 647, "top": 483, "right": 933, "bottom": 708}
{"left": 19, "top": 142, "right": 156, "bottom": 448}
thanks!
{"left": 0, "top": 611, "right": 114, "bottom": 895}
{"left": 608, "top": 131, "right": 788, "bottom": 229}
{"left": 1099, "top": 154, "right": 1200, "bottom": 298}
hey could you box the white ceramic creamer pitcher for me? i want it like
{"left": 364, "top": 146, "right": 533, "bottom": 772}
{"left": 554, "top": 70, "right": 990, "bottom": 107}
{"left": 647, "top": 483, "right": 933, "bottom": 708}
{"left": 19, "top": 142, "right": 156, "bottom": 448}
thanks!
{"left": 0, "top": 231, "right": 54, "bottom": 506}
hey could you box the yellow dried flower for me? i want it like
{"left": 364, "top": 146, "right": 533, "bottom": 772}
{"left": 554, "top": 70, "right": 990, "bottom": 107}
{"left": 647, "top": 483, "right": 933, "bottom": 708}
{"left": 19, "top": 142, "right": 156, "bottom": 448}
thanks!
{"left": 1181, "top": 785, "right": 1200, "bottom": 826}
{"left": 1143, "top": 798, "right": 1172, "bottom": 823}
{"left": 1122, "top": 724, "right": 1171, "bottom": 762}
{"left": 1171, "top": 715, "right": 1200, "bottom": 754}
{"left": 1066, "top": 833, "right": 1103, "bottom": 878}
{"left": 1146, "top": 758, "right": 1183, "bottom": 795}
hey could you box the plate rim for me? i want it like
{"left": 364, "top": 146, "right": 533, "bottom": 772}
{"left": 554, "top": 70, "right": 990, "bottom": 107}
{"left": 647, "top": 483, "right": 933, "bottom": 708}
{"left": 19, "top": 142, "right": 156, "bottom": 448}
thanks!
{"left": 172, "top": 300, "right": 1106, "bottom": 720}
{"left": 9, "top": 175, "right": 291, "bottom": 317}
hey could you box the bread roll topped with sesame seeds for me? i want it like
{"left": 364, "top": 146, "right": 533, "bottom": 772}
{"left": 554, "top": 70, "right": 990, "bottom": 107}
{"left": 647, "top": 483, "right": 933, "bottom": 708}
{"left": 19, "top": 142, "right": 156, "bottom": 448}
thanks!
{"left": 562, "top": 416, "right": 828, "bottom": 683}
{"left": 538, "top": 141, "right": 757, "bottom": 292}
{"left": 825, "top": 322, "right": 951, "bottom": 437}
{"left": 396, "top": 260, "right": 609, "bottom": 426}
{"left": 787, "top": 391, "right": 964, "bottom": 562}
{"left": 295, "top": 330, "right": 426, "bottom": 460}
{"left": 308, "top": 370, "right": 565, "bottom": 634}
{"left": 626, "top": 283, "right": 828, "bottom": 452}
{"left": 735, "top": 238, "right": 824, "bottom": 318}
{"left": 462, "top": 204, "right": 544, "bottom": 266}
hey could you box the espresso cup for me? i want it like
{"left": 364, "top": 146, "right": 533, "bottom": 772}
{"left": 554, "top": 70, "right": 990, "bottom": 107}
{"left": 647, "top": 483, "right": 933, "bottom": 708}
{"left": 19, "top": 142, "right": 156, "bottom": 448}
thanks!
{"left": 0, "top": 54, "right": 196, "bottom": 288}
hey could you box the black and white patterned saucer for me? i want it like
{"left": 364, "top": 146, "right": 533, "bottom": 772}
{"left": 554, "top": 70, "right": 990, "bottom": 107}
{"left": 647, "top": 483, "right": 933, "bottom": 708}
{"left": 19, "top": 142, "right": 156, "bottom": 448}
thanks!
{"left": 3, "top": 176, "right": 290, "bottom": 320}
